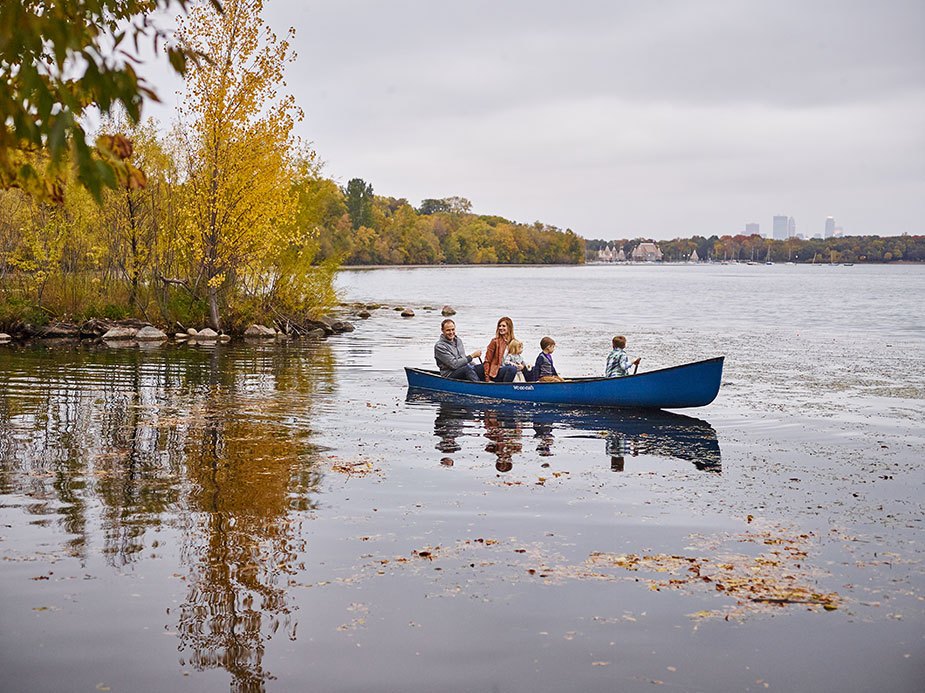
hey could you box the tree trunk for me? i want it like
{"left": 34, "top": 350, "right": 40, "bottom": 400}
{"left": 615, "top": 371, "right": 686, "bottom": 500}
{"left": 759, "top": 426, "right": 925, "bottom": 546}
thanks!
{"left": 208, "top": 282, "right": 221, "bottom": 331}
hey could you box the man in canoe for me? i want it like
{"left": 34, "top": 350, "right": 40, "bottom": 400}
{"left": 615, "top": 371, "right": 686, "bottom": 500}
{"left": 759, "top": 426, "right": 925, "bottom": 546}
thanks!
{"left": 435, "top": 319, "right": 484, "bottom": 381}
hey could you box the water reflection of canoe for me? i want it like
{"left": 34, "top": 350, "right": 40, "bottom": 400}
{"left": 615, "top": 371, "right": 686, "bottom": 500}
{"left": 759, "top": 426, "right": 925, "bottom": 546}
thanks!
{"left": 406, "top": 391, "right": 722, "bottom": 472}
{"left": 405, "top": 356, "right": 723, "bottom": 409}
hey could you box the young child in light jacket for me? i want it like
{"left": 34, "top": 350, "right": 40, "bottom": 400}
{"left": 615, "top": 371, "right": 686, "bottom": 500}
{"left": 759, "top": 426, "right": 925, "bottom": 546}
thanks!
{"left": 503, "top": 339, "right": 529, "bottom": 382}
{"left": 605, "top": 335, "right": 641, "bottom": 377}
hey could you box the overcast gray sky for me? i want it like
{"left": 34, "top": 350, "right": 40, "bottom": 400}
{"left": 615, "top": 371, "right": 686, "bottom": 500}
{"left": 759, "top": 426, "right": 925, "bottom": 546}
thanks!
{"left": 145, "top": 0, "right": 925, "bottom": 241}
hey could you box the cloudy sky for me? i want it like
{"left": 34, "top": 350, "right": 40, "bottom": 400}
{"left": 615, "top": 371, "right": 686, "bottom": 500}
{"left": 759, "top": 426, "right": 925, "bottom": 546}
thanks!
{"left": 144, "top": 0, "right": 925, "bottom": 241}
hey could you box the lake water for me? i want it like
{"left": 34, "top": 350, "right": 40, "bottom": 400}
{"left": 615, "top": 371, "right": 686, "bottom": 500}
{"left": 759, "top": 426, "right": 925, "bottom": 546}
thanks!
{"left": 1, "top": 264, "right": 923, "bottom": 692}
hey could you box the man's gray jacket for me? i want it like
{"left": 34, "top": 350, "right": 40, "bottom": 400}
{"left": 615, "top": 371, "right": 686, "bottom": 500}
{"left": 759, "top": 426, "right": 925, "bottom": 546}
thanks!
{"left": 434, "top": 335, "right": 472, "bottom": 377}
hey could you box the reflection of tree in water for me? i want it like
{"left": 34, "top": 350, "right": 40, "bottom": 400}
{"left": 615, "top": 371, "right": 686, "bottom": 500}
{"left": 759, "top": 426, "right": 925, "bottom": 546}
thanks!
{"left": 173, "top": 345, "right": 328, "bottom": 692}
{"left": 176, "top": 420, "right": 318, "bottom": 691}
{"left": 0, "top": 341, "right": 335, "bottom": 691}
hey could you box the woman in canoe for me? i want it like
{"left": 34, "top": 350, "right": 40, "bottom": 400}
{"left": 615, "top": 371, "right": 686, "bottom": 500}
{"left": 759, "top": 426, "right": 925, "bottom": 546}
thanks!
{"left": 483, "top": 317, "right": 524, "bottom": 382}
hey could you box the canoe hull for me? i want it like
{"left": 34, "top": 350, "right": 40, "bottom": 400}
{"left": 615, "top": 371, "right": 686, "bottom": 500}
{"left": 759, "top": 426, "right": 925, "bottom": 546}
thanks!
{"left": 405, "top": 356, "right": 724, "bottom": 409}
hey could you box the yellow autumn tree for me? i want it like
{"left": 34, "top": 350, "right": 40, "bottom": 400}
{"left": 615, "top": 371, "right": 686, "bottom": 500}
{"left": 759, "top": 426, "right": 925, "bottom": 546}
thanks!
{"left": 176, "top": 0, "right": 305, "bottom": 330}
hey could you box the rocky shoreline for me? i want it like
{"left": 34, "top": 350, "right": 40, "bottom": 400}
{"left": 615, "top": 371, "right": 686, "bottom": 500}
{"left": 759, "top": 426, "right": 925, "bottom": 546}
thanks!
{"left": 0, "top": 315, "right": 356, "bottom": 346}
{"left": 0, "top": 302, "right": 459, "bottom": 345}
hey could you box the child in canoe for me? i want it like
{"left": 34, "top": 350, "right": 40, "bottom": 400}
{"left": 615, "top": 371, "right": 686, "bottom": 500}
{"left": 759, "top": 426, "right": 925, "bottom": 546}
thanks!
{"left": 605, "top": 335, "right": 641, "bottom": 377}
{"left": 534, "top": 337, "right": 564, "bottom": 382}
{"left": 503, "top": 339, "right": 530, "bottom": 382}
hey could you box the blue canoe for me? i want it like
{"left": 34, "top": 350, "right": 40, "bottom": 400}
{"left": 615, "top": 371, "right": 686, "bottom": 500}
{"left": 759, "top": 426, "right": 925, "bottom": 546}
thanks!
{"left": 405, "top": 356, "right": 724, "bottom": 409}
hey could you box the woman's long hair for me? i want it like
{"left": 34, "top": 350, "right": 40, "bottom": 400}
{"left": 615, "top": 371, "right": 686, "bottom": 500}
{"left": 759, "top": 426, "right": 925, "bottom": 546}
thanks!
{"left": 495, "top": 316, "right": 515, "bottom": 342}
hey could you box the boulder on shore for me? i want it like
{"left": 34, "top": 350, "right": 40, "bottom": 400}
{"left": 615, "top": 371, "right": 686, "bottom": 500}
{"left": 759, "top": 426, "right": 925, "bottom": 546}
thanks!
{"left": 37, "top": 322, "right": 80, "bottom": 339}
{"left": 441, "top": 305, "right": 456, "bottom": 316}
{"left": 186, "top": 328, "right": 199, "bottom": 336}
{"left": 135, "top": 326, "right": 168, "bottom": 341}
{"left": 0, "top": 332, "right": 11, "bottom": 342}
{"left": 195, "top": 328, "right": 219, "bottom": 340}
{"left": 244, "top": 324, "right": 276, "bottom": 337}
{"left": 305, "top": 328, "right": 326, "bottom": 340}
{"left": 102, "top": 326, "right": 138, "bottom": 341}
{"left": 80, "top": 318, "right": 116, "bottom": 338}
{"left": 306, "top": 318, "right": 335, "bottom": 336}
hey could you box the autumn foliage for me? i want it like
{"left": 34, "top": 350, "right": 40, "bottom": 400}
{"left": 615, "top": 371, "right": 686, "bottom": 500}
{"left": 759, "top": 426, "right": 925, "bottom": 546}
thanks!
{"left": 0, "top": 0, "right": 584, "bottom": 333}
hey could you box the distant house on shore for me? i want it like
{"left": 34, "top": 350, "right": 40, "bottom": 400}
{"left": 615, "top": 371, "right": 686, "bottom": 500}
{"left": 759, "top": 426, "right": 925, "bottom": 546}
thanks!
{"left": 631, "top": 242, "right": 663, "bottom": 262}
{"left": 689, "top": 249, "right": 700, "bottom": 262}
{"left": 597, "top": 245, "right": 627, "bottom": 263}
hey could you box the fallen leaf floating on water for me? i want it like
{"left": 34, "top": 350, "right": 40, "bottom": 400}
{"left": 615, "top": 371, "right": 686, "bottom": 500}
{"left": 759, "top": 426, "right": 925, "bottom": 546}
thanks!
{"left": 587, "top": 529, "right": 841, "bottom": 619}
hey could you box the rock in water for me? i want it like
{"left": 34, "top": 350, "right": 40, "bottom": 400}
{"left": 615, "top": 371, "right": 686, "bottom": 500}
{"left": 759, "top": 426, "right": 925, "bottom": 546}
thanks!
{"left": 244, "top": 324, "right": 276, "bottom": 337}
{"left": 441, "top": 305, "right": 456, "bottom": 316}
{"left": 102, "top": 326, "right": 138, "bottom": 340}
{"left": 196, "top": 328, "right": 219, "bottom": 340}
{"left": 135, "top": 326, "right": 168, "bottom": 341}
{"left": 401, "top": 309, "right": 415, "bottom": 318}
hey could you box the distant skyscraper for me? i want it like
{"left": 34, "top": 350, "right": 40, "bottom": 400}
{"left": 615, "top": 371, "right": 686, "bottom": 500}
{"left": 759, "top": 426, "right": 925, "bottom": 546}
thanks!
{"left": 824, "top": 216, "right": 835, "bottom": 238}
{"left": 788, "top": 217, "right": 796, "bottom": 238}
{"left": 745, "top": 222, "right": 760, "bottom": 236}
{"left": 772, "top": 215, "right": 788, "bottom": 240}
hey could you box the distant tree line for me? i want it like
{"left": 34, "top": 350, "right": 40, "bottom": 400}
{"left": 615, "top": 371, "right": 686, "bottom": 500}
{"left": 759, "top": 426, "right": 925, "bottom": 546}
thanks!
{"left": 308, "top": 178, "right": 585, "bottom": 265}
{"left": 586, "top": 234, "right": 925, "bottom": 263}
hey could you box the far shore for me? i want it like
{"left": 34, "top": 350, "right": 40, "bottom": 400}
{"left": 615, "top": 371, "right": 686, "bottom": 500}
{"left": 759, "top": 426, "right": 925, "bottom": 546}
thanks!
{"left": 338, "top": 260, "right": 922, "bottom": 270}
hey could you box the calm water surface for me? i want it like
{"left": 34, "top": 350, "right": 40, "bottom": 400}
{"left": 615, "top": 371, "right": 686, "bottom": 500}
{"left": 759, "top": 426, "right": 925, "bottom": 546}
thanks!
{"left": 1, "top": 264, "right": 923, "bottom": 692}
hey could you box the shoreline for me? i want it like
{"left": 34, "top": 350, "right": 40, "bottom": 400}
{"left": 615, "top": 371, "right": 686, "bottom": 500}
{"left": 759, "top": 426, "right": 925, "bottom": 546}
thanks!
{"left": 339, "top": 260, "right": 923, "bottom": 270}
{"left": 0, "top": 314, "right": 358, "bottom": 345}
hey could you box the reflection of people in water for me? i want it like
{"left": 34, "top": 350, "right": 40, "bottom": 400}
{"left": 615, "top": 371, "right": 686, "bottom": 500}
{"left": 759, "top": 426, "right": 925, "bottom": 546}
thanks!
{"left": 533, "top": 420, "right": 555, "bottom": 456}
{"left": 415, "top": 393, "right": 721, "bottom": 473}
{"left": 434, "top": 404, "right": 465, "bottom": 454}
{"left": 606, "top": 432, "right": 643, "bottom": 471}
{"left": 483, "top": 412, "right": 523, "bottom": 472}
